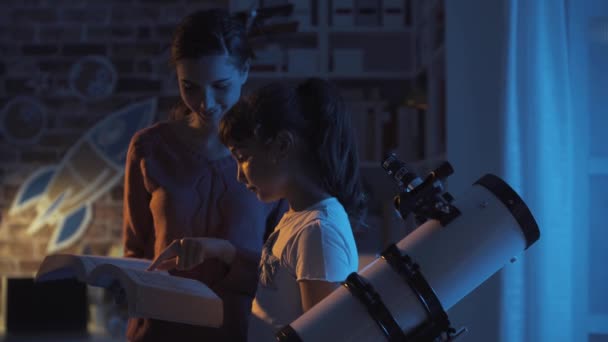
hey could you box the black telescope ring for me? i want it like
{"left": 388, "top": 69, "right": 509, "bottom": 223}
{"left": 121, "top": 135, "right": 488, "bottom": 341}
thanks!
{"left": 342, "top": 272, "right": 408, "bottom": 341}
{"left": 381, "top": 244, "right": 453, "bottom": 340}
{"left": 275, "top": 324, "right": 302, "bottom": 342}
{"left": 275, "top": 272, "right": 407, "bottom": 342}
{"left": 474, "top": 174, "right": 540, "bottom": 249}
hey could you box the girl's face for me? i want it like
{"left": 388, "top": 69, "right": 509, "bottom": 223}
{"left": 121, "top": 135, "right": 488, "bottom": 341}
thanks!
{"left": 175, "top": 54, "right": 248, "bottom": 128}
{"left": 229, "top": 139, "right": 288, "bottom": 202}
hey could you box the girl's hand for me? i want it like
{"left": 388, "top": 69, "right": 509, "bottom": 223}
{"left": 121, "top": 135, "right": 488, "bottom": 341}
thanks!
{"left": 147, "top": 237, "right": 236, "bottom": 271}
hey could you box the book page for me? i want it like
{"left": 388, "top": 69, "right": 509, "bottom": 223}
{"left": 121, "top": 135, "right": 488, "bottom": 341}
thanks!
{"left": 133, "top": 284, "right": 223, "bottom": 327}
{"left": 76, "top": 255, "right": 151, "bottom": 272}
{"left": 87, "top": 264, "right": 222, "bottom": 327}
{"left": 125, "top": 269, "right": 218, "bottom": 299}
{"left": 131, "top": 271, "right": 222, "bottom": 327}
{"left": 36, "top": 254, "right": 89, "bottom": 282}
{"left": 36, "top": 254, "right": 151, "bottom": 283}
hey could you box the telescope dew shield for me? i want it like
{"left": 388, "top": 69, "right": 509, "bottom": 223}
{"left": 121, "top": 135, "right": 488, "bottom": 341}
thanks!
{"left": 277, "top": 174, "right": 540, "bottom": 342}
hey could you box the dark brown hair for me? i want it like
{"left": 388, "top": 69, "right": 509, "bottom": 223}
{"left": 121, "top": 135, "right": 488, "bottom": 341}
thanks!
{"left": 219, "top": 78, "right": 367, "bottom": 223}
{"left": 169, "top": 9, "right": 253, "bottom": 120}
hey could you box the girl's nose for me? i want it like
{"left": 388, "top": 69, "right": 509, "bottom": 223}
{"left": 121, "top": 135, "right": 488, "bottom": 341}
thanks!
{"left": 199, "top": 89, "right": 215, "bottom": 113}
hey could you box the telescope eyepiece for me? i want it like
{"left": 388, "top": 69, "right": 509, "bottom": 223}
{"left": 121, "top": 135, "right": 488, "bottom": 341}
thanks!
{"left": 382, "top": 153, "right": 421, "bottom": 191}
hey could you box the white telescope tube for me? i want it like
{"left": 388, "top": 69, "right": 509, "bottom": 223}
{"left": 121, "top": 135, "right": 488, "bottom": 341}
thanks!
{"left": 277, "top": 174, "right": 540, "bottom": 342}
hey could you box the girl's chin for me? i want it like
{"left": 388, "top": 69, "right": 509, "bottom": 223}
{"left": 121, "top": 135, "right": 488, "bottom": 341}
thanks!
{"left": 197, "top": 114, "right": 220, "bottom": 125}
{"left": 191, "top": 109, "right": 223, "bottom": 124}
{"left": 255, "top": 192, "right": 275, "bottom": 203}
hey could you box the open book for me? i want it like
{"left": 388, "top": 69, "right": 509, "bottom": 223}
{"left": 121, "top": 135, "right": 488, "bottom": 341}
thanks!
{"left": 36, "top": 254, "right": 223, "bottom": 328}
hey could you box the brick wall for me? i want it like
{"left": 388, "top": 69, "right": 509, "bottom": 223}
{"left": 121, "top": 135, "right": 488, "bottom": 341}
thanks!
{"left": 0, "top": 0, "right": 227, "bottom": 277}
{"left": 0, "top": 1, "right": 232, "bottom": 330}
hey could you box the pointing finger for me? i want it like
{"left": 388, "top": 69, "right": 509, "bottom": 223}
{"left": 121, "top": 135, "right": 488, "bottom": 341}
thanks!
{"left": 147, "top": 239, "right": 182, "bottom": 271}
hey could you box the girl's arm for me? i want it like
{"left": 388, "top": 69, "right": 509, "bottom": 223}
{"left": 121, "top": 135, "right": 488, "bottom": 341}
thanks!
{"left": 212, "top": 180, "right": 287, "bottom": 296}
{"left": 291, "top": 220, "right": 356, "bottom": 313}
{"left": 298, "top": 279, "right": 341, "bottom": 312}
{"left": 147, "top": 237, "right": 236, "bottom": 271}
{"left": 148, "top": 236, "right": 261, "bottom": 297}
{"left": 123, "top": 136, "right": 153, "bottom": 259}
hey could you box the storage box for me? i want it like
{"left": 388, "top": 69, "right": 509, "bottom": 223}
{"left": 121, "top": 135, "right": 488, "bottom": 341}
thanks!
{"left": 382, "top": 0, "right": 405, "bottom": 28}
{"left": 356, "top": 0, "right": 380, "bottom": 27}
{"left": 396, "top": 106, "right": 420, "bottom": 161}
{"left": 333, "top": 48, "right": 364, "bottom": 74}
{"left": 332, "top": 0, "right": 355, "bottom": 28}
{"left": 289, "top": 0, "right": 313, "bottom": 28}
{"left": 251, "top": 44, "right": 284, "bottom": 72}
{"left": 287, "top": 48, "right": 319, "bottom": 73}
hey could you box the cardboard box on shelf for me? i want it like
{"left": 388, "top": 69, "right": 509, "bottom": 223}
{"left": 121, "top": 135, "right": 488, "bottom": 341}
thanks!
{"left": 332, "top": 0, "right": 356, "bottom": 27}
{"left": 356, "top": 0, "right": 380, "bottom": 27}
{"left": 287, "top": 48, "right": 319, "bottom": 73}
{"left": 332, "top": 48, "right": 364, "bottom": 73}
{"left": 382, "top": 0, "right": 405, "bottom": 28}
{"left": 251, "top": 44, "right": 284, "bottom": 72}
{"left": 288, "top": 0, "right": 313, "bottom": 28}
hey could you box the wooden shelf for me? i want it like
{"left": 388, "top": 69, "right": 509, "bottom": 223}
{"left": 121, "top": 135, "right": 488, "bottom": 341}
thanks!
{"left": 360, "top": 157, "right": 446, "bottom": 170}
{"left": 250, "top": 71, "right": 415, "bottom": 80}
{"left": 240, "top": 0, "right": 447, "bottom": 165}
{"left": 249, "top": 71, "right": 324, "bottom": 79}
{"left": 328, "top": 71, "right": 416, "bottom": 80}
{"left": 296, "top": 27, "right": 319, "bottom": 34}
{"left": 328, "top": 27, "right": 414, "bottom": 34}
{"left": 360, "top": 161, "right": 383, "bottom": 169}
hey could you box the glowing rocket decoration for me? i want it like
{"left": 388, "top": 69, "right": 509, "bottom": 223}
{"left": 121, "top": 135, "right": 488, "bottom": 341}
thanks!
{"left": 8, "top": 98, "right": 157, "bottom": 253}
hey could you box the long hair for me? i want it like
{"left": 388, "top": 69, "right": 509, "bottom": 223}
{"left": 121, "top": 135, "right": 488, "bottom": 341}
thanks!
{"left": 168, "top": 9, "right": 253, "bottom": 120}
{"left": 219, "top": 78, "right": 367, "bottom": 223}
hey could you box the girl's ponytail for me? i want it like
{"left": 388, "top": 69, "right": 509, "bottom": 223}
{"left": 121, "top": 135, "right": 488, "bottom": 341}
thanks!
{"left": 296, "top": 78, "right": 367, "bottom": 223}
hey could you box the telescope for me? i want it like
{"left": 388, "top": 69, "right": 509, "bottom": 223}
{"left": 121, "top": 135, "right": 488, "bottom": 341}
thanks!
{"left": 276, "top": 153, "right": 540, "bottom": 341}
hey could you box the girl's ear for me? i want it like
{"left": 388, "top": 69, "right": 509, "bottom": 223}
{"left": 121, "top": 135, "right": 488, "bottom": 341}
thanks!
{"left": 272, "top": 130, "right": 294, "bottom": 162}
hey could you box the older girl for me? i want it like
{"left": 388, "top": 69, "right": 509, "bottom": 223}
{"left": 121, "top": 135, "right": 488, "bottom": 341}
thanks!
{"left": 123, "top": 9, "right": 285, "bottom": 342}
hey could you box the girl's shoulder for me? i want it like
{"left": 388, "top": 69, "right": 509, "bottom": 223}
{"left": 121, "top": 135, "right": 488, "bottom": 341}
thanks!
{"left": 128, "top": 121, "right": 179, "bottom": 157}
{"left": 278, "top": 205, "right": 355, "bottom": 264}
{"left": 131, "top": 121, "right": 171, "bottom": 145}
{"left": 280, "top": 198, "right": 350, "bottom": 236}
{"left": 302, "top": 198, "right": 348, "bottom": 223}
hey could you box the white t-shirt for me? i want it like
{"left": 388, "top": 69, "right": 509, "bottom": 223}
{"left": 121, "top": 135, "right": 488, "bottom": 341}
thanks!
{"left": 248, "top": 197, "right": 358, "bottom": 341}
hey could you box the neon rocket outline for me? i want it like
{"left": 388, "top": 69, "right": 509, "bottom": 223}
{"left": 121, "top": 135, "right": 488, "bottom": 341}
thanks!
{"left": 8, "top": 98, "right": 157, "bottom": 253}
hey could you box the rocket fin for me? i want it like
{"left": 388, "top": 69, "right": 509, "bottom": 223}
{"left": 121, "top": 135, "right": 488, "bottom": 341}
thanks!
{"left": 46, "top": 204, "right": 92, "bottom": 253}
{"left": 9, "top": 166, "right": 55, "bottom": 215}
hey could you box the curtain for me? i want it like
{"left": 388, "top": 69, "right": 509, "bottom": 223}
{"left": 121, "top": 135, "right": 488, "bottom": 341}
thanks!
{"left": 500, "top": 0, "right": 585, "bottom": 341}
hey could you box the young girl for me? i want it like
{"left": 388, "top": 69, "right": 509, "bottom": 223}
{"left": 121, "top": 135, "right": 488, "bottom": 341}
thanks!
{"left": 149, "top": 78, "right": 366, "bottom": 340}
{"left": 123, "top": 9, "right": 286, "bottom": 342}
